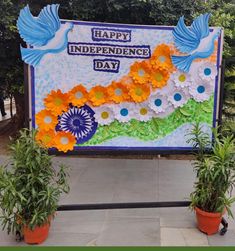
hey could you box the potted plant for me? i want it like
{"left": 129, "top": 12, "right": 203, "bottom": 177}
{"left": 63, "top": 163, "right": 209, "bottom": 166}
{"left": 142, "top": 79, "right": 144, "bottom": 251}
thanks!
{"left": 0, "top": 129, "right": 70, "bottom": 244}
{"left": 187, "top": 123, "right": 235, "bottom": 235}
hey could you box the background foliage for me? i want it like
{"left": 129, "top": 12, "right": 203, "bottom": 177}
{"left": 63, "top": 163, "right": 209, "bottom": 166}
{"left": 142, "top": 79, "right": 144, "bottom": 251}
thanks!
{"left": 0, "top": 0, "right": 234, "bottom": 133}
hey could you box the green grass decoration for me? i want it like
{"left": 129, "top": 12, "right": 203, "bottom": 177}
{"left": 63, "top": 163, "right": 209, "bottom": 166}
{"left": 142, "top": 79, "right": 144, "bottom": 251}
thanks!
{"left": 78, "top": 96, "right": 214, "bottom": 146}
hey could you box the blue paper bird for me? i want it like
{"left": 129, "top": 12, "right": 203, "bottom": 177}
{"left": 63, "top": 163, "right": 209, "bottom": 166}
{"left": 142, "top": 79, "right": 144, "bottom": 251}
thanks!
{"left": 17, "top": 4, "right": 74, "bottom": 67}
{"left": 171, "top": 13, "right": 220, "bottom": 72}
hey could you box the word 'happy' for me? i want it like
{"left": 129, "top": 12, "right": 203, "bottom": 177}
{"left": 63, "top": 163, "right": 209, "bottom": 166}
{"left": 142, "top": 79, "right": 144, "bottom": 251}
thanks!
{"left": 92, "top": 28, "right": 131, "bottom": 42}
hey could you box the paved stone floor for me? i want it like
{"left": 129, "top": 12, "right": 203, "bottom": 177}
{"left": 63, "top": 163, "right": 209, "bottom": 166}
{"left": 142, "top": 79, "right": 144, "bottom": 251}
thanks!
{"left": 0, "top": 155, "right": 234, "bottom": 246}
{"left": 0, "top": 99, "right": 15, "bottom": 122}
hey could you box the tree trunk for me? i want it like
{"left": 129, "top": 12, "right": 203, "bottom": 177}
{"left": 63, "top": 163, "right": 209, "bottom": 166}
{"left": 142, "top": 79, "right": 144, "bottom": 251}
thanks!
{"left": 10, "top": 94, "right": 13, "bottom": 118}
{"left": 13, "top": 92, "right": 25, "bottom": 131}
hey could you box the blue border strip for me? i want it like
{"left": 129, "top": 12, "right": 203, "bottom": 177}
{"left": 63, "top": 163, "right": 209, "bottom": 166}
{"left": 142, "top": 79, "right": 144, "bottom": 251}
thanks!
{"left": 49, "top": 146, "right": 194, "bottom": 151}
{"left": 30, "top": 22, "right": 223, "bottom": 153}
{"left": 212, "top": 31, "right": 222, "bottom": 129}
{"left": 31, "top": 65, "right": 35, "bottom": 128}
{"left": 61, "top": 19, "right": 174, "bottom": 31}
{"left": 73, "top": 146, "right": 193, "bottom": 151}
{"left": 91, "top": 27, "right": 132, "bottom": 42}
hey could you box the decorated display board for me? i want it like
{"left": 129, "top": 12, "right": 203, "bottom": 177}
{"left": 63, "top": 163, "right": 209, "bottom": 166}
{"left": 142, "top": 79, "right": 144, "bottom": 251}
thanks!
{"left": 18, "top": 4, "right": 223, "bottom": 153}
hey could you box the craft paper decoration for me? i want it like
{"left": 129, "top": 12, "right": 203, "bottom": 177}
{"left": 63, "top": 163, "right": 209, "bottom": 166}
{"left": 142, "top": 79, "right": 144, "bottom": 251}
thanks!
{"left": 18, "top": 4, "right": 223, "bottom": 153}
{"left": 114, "top": 103, "right": 135, "bottom": 123}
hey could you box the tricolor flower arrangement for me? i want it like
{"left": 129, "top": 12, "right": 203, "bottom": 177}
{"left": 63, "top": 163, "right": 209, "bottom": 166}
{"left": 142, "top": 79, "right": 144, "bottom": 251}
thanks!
{"left": 36, "top": 44, "right": 217, "bottom": 152}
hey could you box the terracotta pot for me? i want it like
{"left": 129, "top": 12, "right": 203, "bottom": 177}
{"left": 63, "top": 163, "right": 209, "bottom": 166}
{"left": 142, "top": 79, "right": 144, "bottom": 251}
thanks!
{"left": 23, "top": 221, "right": 50, "bottom": 244}
{"left": 195, "top": 207, "right": 224, "bottom": 235}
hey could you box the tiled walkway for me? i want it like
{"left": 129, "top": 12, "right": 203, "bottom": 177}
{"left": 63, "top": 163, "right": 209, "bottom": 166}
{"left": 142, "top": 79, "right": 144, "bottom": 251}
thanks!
{"left": 0, "top": 99, "right": 15, "bottom": 122}
{"left": 0, "top": 156, "right": 234, "bottom": 246}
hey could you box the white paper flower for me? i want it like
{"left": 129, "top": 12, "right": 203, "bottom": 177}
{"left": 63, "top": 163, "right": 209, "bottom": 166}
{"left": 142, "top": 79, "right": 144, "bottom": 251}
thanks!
{"left": 113, "top": 103, "right": 134, "bottom": 123}
{"left": 134, "top": 102, "right": 153, "bottom": 122}
{"left": 157, "top": 79, "right": 175, "bottom": 96}
{"left": 94, "top": 106, "right": 115, "bottom": 125}
{"left": 167, "top": 87, "right": 190, "bottom": 108}
{"left": 148, "top": 93, "right": 170, "bottom": 114}
{"left": 189, "top": 81, "right": 214, "bottom": 102}
{"left": 156, "top": 105, "right": 175, "bottom": 118}
{"left": 198, "top": 62, "right": 217, "bottom": 81}
{"left": 171, "top": 71, "right": 192, "bottom": 88}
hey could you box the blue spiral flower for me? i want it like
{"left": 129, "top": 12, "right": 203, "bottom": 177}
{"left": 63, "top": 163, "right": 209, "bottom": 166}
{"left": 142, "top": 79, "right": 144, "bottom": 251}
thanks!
{"left": 59, "top": 105, "right": 97, "bottom": 144}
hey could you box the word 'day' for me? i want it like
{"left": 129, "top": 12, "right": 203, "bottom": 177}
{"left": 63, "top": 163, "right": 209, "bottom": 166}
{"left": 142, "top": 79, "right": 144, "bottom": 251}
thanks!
{"left": 93, "top": 59, "right": 120, "bottom": 73}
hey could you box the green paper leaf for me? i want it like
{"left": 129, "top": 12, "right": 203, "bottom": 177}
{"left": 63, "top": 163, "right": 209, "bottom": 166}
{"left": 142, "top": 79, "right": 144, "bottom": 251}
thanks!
{"left": 179, "top": 107, "right": 191, "bottom": 117}
{"left": 202, "top": 105, "right": 212, "bottom": 113}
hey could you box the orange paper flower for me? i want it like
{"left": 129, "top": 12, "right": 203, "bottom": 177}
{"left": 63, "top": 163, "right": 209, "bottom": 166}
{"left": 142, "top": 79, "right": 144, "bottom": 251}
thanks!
{"left": 107, "top": 81, "right": 130, "bottom": 103}
{"left": 88, "top": 85, "right": 107, "bottom": 106}
{"left": 44, "top": 90, "right": 69, "bottom": 115}
{"left": 35, "top": 109, "right": 58, "bottom": 131}
{"left": 54, "top": 131, "right": 76, "bottom": 152}
{"left": 150, "top": 67, "right": 169, "bottom": 88}
{"left": 129, "top": 61, "right": 151, "bottom": 84}
{"left": 129, "top": 82, "right": 150, "bottom": 102}
{"left": 120, "top": 76, "right": 134, "bottom": 85}
{"left": 36, "top": 129, "right": 55, "bottom": 148}
{"left": 150, "top": 44, "right": 174, "bottom": 71}
{"left": 68, "top": 84, "right": 88, "bottom": 107}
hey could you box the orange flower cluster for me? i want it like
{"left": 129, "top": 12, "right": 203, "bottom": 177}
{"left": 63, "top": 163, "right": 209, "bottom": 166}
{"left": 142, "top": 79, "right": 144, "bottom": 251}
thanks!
{"left": 128, "top": 44, "right": 175, "bottom": 89}
{"left": 36, "top": 44, "right": 176, "bottom": 151}
{"left": 36, "top": 118, "right": 76, "bottom": 153}
{"left": 36, "top": 89, "right": 76, "bottom": 153}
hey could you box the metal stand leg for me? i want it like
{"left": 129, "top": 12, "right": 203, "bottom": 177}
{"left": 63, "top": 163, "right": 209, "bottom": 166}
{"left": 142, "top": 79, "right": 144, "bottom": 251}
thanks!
{"left": 57, "top": 201, "right": 191, "bottom": 211}
{"left": 15, "top": 230, "right": 23, "bottom": 242}
{"left": 57, "top": 202, "right": 228, "bottom": 236}
{"left": 220, "top": 217, "right": 228, "bottom": 235}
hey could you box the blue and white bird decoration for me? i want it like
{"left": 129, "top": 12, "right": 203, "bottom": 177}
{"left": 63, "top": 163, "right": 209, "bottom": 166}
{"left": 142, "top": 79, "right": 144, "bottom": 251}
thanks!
{"left": 171, "top": 13, "right": 220, "bottom": 72}
{"left": 17, "top": 4, "right": 74, "bottom": 67}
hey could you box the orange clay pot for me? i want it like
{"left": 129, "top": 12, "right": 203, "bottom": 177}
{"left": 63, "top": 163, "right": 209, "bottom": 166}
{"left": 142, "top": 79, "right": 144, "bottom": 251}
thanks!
{"left": 23, "top": 221, "right": 50, "bottom": 244}
{"left": 195, "top": 207, "right": 224, "bottom": 235}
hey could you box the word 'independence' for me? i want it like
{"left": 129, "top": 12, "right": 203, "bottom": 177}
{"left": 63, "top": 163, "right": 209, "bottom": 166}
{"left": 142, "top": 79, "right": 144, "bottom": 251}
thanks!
{"left": 68, "top": 43, "right": 151, "bottom": 59}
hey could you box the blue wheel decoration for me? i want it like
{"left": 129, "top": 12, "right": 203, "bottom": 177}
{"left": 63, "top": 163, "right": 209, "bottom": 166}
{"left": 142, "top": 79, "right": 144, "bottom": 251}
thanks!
{"left": 59, "top": 105, "right": 98, "bottom": 144}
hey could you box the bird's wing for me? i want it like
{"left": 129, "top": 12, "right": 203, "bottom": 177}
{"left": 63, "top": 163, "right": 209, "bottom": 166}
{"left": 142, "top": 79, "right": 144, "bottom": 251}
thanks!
{"left": 172, "top": 16, "right": 200, "bottom": 53}
{"left": 190, "top": 13, "right": 211, "bottom": 40}
{"left": 38, "top": 4, "right": 61, "bottom": 35}
{"left": 17, "top": 4, "right": 61, "bottom": 47}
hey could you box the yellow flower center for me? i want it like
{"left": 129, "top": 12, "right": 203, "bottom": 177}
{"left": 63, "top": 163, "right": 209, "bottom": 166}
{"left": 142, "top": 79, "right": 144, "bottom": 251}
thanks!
{"left": 54, "top": 98, "right": 63, "bottom": 106}
{"left": 135, "top": 87, "right": 143, "bottom": 96}
{"left": 138, "top": 69, "right": 145, "bottom": 77}
{"left": 178, "top": 74, "right": 186, "bottom": 82}
{"left": 101, "top": 111, "right": 109, "bottom": 119}
{"left": 140, "top": 108, "right": 148, "bottom": 115}
{"left": 158, "top": 56, "right": 166, "bottom": 63}
{"left": 60, "top": 137, "right": 69, "bottom": 145}
{"left": 95, "top": 91, "right": 104, "bottom": 99}
{"left": 43, "top": 135, "right": 52, "bottom": 143}
{"left": 115, "top": 88, "right": 122, "bottom": 96}
{"left": 75, "top": 91, "right": 83, "bottom": 99}
{"left": 44, "top": 116, "right": 52, "bottom": 124}
{"left": 154, "top": 73, "right": 163, "bottom": 82}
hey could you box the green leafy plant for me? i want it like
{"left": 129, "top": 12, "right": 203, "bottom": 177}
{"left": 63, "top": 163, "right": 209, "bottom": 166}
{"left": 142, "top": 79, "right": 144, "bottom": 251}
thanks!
{"left": 0, "top": 128, "right": 70, "bottom": 234}
{"left": 187, "top": 123, "right": 235, "bottom": 217}
{"left": 222, "top": 60, "right": 235, "bottom": 138}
